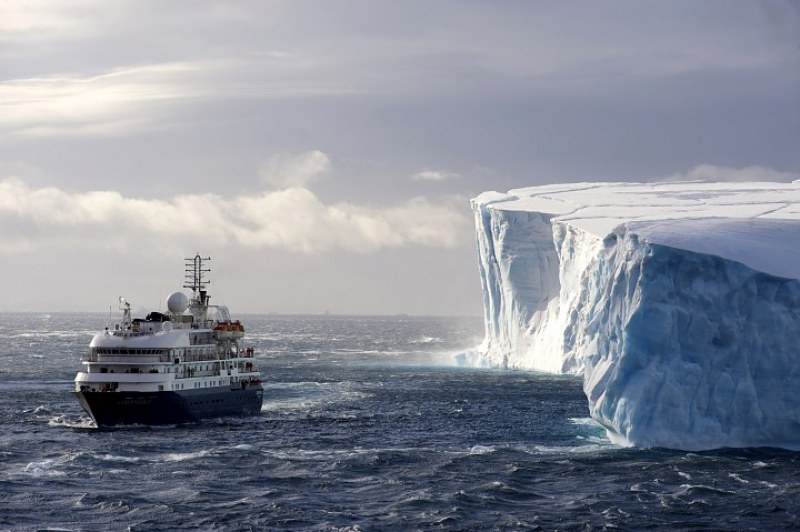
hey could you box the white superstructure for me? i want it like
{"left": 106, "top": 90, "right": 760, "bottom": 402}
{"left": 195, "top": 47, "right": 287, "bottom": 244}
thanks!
{"left": 73, "top": 254, "right": 263, "bottom": 426}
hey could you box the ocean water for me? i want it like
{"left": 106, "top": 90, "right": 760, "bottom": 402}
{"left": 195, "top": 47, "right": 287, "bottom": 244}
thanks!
{"left": 1, "top": 313, "right": 799, "bottom": 531}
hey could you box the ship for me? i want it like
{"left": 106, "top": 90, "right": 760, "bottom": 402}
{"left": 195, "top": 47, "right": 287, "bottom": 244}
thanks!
{"left": 73, "top": 254, "right": 264, "bottom": 427}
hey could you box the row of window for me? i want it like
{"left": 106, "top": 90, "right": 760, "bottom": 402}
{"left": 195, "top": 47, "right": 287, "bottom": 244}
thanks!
{"left": 94, "top": 348, "right": 168, "bottom": 355}
{"left": 173, "top": 380, "right": 225, "bottom": 390}
{"left": 94, "top": 363, "right": 237, "bottom": 375}
{"left": 92, "top": 348, "right": 220, "bottom": 359}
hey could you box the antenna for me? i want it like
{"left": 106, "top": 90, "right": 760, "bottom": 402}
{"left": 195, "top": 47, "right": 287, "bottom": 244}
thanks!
{"left": 184, "top": 253, "right": 211, "bottom": 306}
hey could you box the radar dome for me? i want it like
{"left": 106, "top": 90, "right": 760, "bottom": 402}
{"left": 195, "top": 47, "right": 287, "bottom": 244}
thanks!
{"left": 166, "top": 291, "right": 189, "bottom": 314}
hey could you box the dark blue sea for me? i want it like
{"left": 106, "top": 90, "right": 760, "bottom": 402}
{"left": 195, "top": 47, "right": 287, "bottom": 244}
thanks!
{"left": 1, "top": 313, "right": 799, "bottom": 531}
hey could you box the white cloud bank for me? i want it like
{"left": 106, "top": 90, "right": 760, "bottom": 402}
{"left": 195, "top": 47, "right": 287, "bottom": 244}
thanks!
{"left": 0, "top": 177, "right": 470, "bottom": 255}
{"left": 658, "top": 164, "right": 799, "bottom": 183}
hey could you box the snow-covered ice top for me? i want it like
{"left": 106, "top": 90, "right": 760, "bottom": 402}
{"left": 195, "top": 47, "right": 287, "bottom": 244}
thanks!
{"left": 471, "top": 180, "right": 800, "bottom": 450}
{"left": 475, "top": 181, "right": 800, "bottom": 280}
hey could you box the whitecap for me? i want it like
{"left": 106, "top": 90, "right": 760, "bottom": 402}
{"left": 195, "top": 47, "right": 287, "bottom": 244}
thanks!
{"left": 412, "top": 336, "right": 443, "bottom": 344}
{"left": 97, "top": 453, "right": 141, "bottom": 463}
{"left": 159, "top": 450, "right": 211, "bottom": 462}
{"left": 729, "top": 473, "right": 750, "bottom": 484}
{"left": 48, "top": 416, "right": 96, "bottom": 429}
{"left": 568, "top": 417, "right": 602, "bottom": 427}
{"left": 24, "top": 459, "right": 67, "bottom": 477}
{"left": 512, "top": 441, "right": 619, "bottom": 455}
{"left": 469, "top": 445, "right": 495, "bottom": 455}
{"left": 260, "top": 381, "right": 371, "bottom": 413}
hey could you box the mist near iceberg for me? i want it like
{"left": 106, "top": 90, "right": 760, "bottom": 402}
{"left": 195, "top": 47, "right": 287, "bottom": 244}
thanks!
{"left": 470, "top": 181, "right": 800, "bottom": 451}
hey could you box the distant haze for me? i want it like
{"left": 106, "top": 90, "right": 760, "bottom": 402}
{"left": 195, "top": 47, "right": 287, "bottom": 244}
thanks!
{"left": 1, "top": 1, "right": 798, "bottom": 315}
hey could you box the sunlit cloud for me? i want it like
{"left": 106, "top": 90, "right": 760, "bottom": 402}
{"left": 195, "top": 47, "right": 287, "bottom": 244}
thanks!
{"left": 0, "top": 62, "right": 209, "bottom": 137}
{"left": 412, "top": 170, "right": 461, "bottom": 182}
{"left": 0, "top": 177, "right": 471, "bottom": 255}
{"left": 0, "top": 0, "right": 96, "bottom": 40}
{"left": 0, "top": 57, "right": 359, "bottom": 137}
{"left": 259, "top": 150, "right": 332, "bottom": 189}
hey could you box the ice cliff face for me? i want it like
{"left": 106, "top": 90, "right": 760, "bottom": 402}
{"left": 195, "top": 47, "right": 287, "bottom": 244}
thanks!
{"left": 471, "top": 182, "right": 800, "bottom": 450}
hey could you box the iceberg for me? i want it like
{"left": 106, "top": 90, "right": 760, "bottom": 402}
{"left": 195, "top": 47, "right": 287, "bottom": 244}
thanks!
{"left": 471, "top": 181, "right": 800, "bottom": 450}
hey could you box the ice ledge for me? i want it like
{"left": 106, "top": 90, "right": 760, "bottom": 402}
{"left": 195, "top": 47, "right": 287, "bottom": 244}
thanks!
{"left": 471, "top": 181, "right": 800, "bottom": 450}
{"left": 476, "top": 181, "right": 800, "bottom": 280}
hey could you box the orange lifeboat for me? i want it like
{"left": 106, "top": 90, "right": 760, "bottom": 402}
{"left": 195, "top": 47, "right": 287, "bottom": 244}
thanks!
{"left": 230, "top": 320, "right": 245, "bottom": 339}
{"left": 213, "top": 321, "right": 233, "bottom": 339}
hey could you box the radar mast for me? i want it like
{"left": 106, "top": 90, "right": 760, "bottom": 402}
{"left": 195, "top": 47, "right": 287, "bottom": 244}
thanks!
{"left": 184, "top": 253, "right": 211, "bottom": 307}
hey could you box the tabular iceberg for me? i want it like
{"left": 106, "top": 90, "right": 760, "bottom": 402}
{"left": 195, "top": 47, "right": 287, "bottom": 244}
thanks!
{"left": 471, "top": 182, "right": 800, "bottom": 450}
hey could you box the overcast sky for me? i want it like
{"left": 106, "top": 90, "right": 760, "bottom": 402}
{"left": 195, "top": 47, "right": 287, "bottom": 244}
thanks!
{"left": 1, "top": 0, "right": 798, "bottom": 315}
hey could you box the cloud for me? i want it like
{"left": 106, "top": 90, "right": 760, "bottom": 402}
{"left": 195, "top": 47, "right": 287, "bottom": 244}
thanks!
{"left": 0, "top": 177, "right": 471, "bottom": 255}
{"left": 259, "top": 150, "right": 331, "bottom": 188}
{"left": 0, "top": 62, "right": 209, "bottom": 137}
{"left": 3, "top": 3, "right": 790, "bottom": 143}
{"left": 412, "top": 170, "right": 460, "bottom": 181}
{"left": 0, "top": 0, "right": 97, "bottom": 41}
{"left": 0, "top": 57, "right": 358, "bottom": 137}
{"left": 658, "top": 164, "right": 799, "bottom": 183}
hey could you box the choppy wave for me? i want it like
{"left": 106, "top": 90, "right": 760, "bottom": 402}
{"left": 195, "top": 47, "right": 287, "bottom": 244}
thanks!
{"left": 1, "top": 313, "right": 799, "bottom": 530}
{"left": 260, "top": 381, "right": 372, "bottom": 413}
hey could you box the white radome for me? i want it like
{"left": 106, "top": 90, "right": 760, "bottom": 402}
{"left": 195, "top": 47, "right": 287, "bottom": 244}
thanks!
{"left": 166, "top": 291, "right": 190, "bottom": 314}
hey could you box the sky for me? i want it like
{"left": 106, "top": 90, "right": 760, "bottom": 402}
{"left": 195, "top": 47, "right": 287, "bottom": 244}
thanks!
{"left": 1, "top": 0, "right": 798, "bottom": 315}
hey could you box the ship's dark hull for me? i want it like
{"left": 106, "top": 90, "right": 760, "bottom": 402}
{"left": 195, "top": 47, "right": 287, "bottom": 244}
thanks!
{"left": 73, "top": 385, "right": 264, "bottom": 427}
